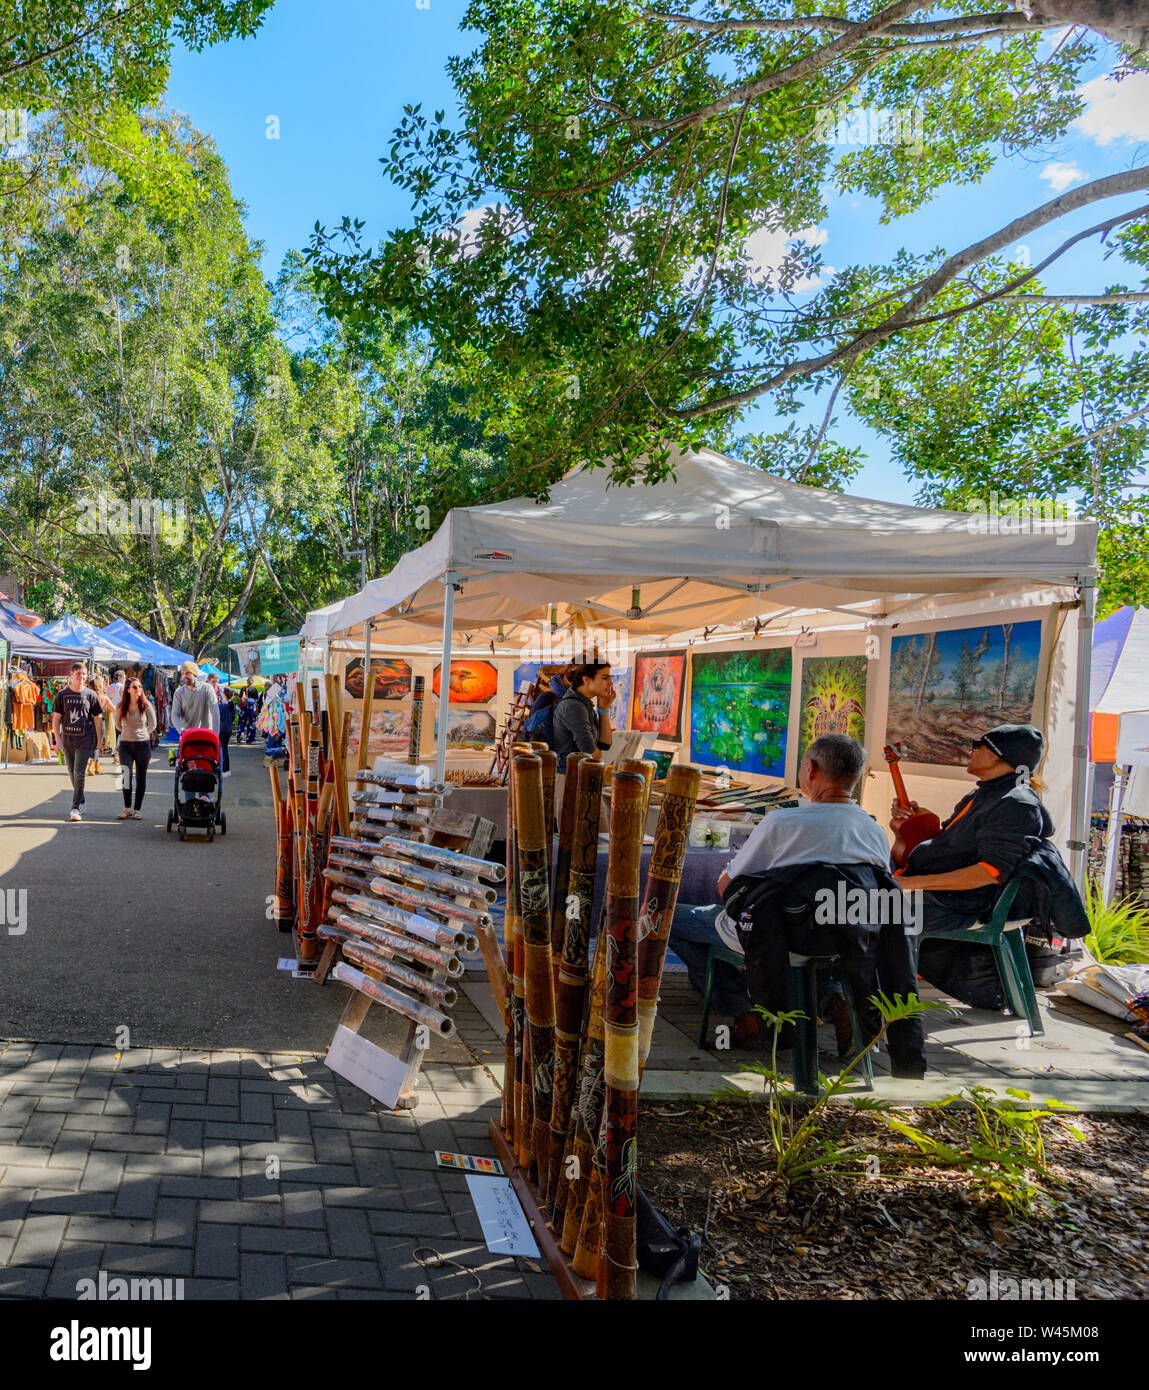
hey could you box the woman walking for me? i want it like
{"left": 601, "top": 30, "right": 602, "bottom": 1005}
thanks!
{"left": 218, "top": 684, "right": 234, "bottom": 777}
{"left": 113, "top": 676, "right": 156, "bottom": 820}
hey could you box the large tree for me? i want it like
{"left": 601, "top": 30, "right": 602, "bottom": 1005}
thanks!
{"left": 306, "top": 0, "right": 1148, "bottom": 512}
{"left": 247, "top": 253, "right": 510, "bottom": 627}
{"left": 0, "top": 0, "right": 275, "bottom": 236}
{"left": 0, "top": 112, "right": 295, "bottom": 656}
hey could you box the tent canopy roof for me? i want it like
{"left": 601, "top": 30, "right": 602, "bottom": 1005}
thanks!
{"left": 32, "top": 613, "right": 144, "bottom": 662}
{"left": 100, "top": 619, "right": 192, "bottom": 668}
{"left": 306, "top": 445, "right": 1098, "bottom": 642}
{"left": 0, "top": 606, "right": 83, "bottom": 658}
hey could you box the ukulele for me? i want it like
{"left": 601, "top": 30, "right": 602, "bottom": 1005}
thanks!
{"left": 883, "top": 743, "right": 942, "bottom": 869}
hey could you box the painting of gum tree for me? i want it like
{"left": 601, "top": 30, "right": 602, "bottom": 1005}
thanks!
{"left": 689, "top": 647, "right": 792, "bottom": 777}
{"left": 887, "top": 621, "right": 1042, "bottom": 765}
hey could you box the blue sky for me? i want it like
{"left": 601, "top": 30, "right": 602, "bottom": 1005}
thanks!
{"left": 166, "top": 3, "right": 1148, "bottom": 503}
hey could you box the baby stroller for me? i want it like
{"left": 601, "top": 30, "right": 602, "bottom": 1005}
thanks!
{"left": 167, "top": 727, "right": 227, "bottom": 842}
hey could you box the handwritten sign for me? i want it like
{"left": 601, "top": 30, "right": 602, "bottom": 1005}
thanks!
{"left": 325, "top": 1026, "right": 408, "bottom": 1109}
{"left": 465, "top": 1175, "right": 539, "bottom": 1257}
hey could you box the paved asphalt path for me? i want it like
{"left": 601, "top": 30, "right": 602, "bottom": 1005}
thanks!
{"left": 0, "top": 740, "right": 472, "bottom": 1059}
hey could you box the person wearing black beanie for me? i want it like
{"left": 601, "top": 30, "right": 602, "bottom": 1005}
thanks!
{"left": 892, "top": 724, "right": 1053, "bottom": 1010}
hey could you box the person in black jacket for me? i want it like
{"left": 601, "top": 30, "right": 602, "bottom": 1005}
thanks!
{"left": 892, "top": 723, "right": 1053, "bottom": 1008}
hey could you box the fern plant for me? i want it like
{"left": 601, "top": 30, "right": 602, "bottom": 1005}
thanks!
{"left": 1084, "top": 881, "right": 1149, "bottom": 965}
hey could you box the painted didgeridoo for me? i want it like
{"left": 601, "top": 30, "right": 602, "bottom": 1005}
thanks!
{"left": 575, "top": 767, "right": 647, "bottom": 1284}
{"left": 637, "top": 764, "right": 702, "bottom": 1076}
{"left": 597, "top": 769, "right": 647, "bottom": 1299}
{"left": 547, "top": 756, "right": 603, "bottom": 1216}
{"left": 550, "top": 753, "right": 588, "bottom": 974}
{"left": 407, "top": 675, "right": 425, "bottom": 765}
{"left": 513, "top": 753, "right": 557, "bottom": 1193}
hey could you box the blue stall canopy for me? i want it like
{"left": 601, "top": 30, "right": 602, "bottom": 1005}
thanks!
{"left": 100, "top": 619, "right": 192, "bottom": 668}
{"left": 32, "top": 613, "right": 143, "bottom": 663}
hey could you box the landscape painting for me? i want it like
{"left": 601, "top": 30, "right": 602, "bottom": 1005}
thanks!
{"left": 797, "top": 656, "right": 868, "bottom": 767}
{"left": 439, "top": 708, "right": 497, "bottom": 750}
{"left": 347, "top": 706, "right": 413, "bottom": 757}
{"left": 689, "top": 647, "right": 792, "bottom": 776}
{"left": 887, "top": 620, "right": 1042, "bottom": 764}
{"left": 630, "top": 650, "right": 687, "bottom": 740}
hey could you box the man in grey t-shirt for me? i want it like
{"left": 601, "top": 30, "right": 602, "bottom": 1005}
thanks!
{"left": 669, "top": 734, "right": 890, "bottom": 1045}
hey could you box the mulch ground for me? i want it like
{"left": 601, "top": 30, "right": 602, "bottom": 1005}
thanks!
{"left": 639, "top": 1099, "right": 1149, "bottom": 1300}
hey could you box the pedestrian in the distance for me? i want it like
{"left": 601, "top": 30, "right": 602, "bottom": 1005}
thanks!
{"left": 171, "top": 662, "right": 219, "bottom": 735}
{"left": 113, "top": 677, "right": 156, "bottom": 821}
{"left": 50, "top": 662, "right": 113, "bottom": 822}
{"left": 218, "top": 685, "right": 234, "bottom": 777}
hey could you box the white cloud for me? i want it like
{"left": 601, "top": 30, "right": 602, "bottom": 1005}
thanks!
{"left": 743, "top": 225, "right": 829, "bottom": 292}
{"left": 1073, "top": 71, "right": 1149, "bottom": 146}
{"left": 1040, "top": 160, "right": 1088, "bottom": 192}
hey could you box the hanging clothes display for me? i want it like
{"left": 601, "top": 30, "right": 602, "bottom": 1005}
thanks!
{"left": 10, "top": 671, "right": 40, "bottom": 730}
{"left": 257, "top": 685, "right": 286, "bottom": 738}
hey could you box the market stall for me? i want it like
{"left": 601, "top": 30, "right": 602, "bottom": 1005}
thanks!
{"left": 305, "top": 444, "right": 1098, "bottom": 887}
{"left": 0, "top": 611, "right": 93, "bottom": 767}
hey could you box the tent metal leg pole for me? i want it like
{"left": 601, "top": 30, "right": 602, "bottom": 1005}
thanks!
{"left": 1068, "top": 575, "right": 1096, "bottom": 895}
{"left": 1101, "top": 765, "right": 1128, "bottom": 906}
{"left": 435, "top": 573, "right": 459, "bottom": 783}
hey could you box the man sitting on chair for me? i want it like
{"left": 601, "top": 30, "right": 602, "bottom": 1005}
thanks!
{"left": 892, "top": 723, "right": 1052, "bottom": 1009}
{"left": 670, "top": 733, "right": 891, "bottom": 1047}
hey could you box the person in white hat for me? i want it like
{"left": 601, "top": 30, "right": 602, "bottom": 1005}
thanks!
{"left": 170, "top": 661, "right": 219, "bottom": 736}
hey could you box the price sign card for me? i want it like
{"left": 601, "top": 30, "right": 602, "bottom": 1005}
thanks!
{"left": 325, "top": 1026, "right": 407, "bottom": 1109}
{"left": 465, "top": 1175, "right": 539, "bottom": 1257}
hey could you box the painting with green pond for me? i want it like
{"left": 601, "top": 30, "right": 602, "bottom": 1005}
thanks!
{"left": 689, "top": 648, "right": 792, "bottom": 776}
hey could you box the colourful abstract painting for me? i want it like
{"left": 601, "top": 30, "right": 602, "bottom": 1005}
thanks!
{"left": 630, "top": 651, "right": 687, "bottom": 740}
{"left": 887, "top": 620, "right": 1042, "bottom": 764}
{"left": 689, "top": 647, "right": 792, "bottom": 776}
{"left": 797, "top": 656, "right": 868, "bottom": 767}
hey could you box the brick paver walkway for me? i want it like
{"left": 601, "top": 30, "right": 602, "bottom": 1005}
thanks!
{"left": 0, "top": 1042, "right": 558, "bottom": 1300}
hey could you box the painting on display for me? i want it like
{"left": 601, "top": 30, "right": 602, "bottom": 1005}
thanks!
{"left": 796, "top": 656, "right": 868, "bottom": 767}
{"left": 689, "top": 647, "right": 792, "bottom": 777}
{"left": 607, "top": 668, "right": 631, "bottom": 731}
{"left": 343, "top": 657, "right": 412, "bottom": 701}
{"left": 630, "top": 651, "right": 687, "bottom": 741}
{"left": 347, "top": 705, "right": 413, "bottom": 757}
{"left": 433, "top": 660, "right": 499, "bottom": 704}
{"left": 887, "top": 620, "right": 1042, "bottom": 765}
{"left": 435, "top": 708, "right": 498, "bottom": 750}
{"left": 514, "top": 661, "right": 541, "bottom": 695}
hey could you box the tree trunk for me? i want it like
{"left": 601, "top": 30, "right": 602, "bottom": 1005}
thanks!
{"left": 1022, "top": 0, "right": 1149, "bottom": 50}
{"left": 913, "top": 633, "right": 937, "bottom": 714}
{"left": 999, "top": 624, "right": 1014, "bottom": 710}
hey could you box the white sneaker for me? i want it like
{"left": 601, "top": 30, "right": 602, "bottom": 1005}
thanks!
{"left": 222, "top": 771, "right": 231, "bottom": 778}
{"left": 69, "top": 809, "right": 82, "bottom": 822}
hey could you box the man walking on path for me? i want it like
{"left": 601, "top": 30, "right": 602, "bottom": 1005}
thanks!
{"left": 50, "top": 662, "right": 113, "bottom": 822}
{"left": 171, "top": 662, "right": 219, "bottom": 736}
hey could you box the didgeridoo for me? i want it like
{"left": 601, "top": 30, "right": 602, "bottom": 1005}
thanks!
{"left": 332, "top": 962, "right": 455, "bottom": 1037}
{"left": 513, "top": 753, "right": 557, "bottom": 1193}
{"left": 597, "top": 770, "right": 646, "bottom": 1299}
{"left": 550, "top": 753, "right": 588, "bottom": 971}
{"left": 637, "top": 765, "right": 702, "bottom": 1074}
{"left": 547, "top": 756, "right": 603, "bottom": 1215}
{"left": 325, "top": 907, "right": 462, "bottom": 976}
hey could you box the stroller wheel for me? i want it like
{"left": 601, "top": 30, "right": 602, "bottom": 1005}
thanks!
{"left": 166, "top": 811, "right": 173, "bottom": 833}
{"left": 178, "top": 824, "right": 186, "bottom": 842}
{"left": 218, "top": 811, "right": 227, "bottom": 836}
{"left": 207, "top": 827, "right": 214, "bottom": 844}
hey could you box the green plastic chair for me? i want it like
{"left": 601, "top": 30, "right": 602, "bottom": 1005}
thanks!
{"left": 923, "top": 876, "right": 1044, "bottom": 1036}
{"left": 697, "top": 943, "right": 874, "bottom": 1095}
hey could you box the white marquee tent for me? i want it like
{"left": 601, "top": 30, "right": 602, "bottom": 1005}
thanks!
{"left": 305, "top": 446, "right": 1099, "bottom": 883}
